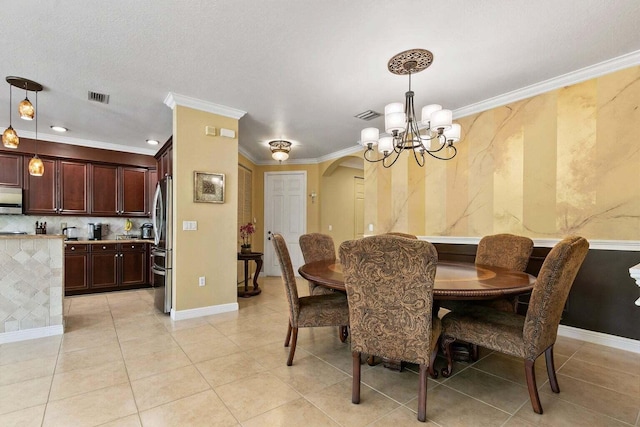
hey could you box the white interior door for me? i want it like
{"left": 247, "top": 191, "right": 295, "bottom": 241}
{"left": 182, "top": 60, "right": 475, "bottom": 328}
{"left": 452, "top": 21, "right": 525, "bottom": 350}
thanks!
{"left": 264, "top": 171, "right": 307, "bottom": 276}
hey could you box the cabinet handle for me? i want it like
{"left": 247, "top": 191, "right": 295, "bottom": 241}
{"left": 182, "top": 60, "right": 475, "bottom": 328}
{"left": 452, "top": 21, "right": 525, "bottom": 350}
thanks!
{"left": 71, "top": 247, "right": 75, "bottom": 251}
{"left": 131, "top": 245, "right": 135, "bottom": 249}
{"left": 103, "top": 246, "right": 107, "bottom": 249}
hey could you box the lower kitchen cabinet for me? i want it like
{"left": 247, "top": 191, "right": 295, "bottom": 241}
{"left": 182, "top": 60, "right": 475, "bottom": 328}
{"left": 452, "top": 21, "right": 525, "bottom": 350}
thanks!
{"left": 65, "top": 242, "right": 149, "bottom": 296}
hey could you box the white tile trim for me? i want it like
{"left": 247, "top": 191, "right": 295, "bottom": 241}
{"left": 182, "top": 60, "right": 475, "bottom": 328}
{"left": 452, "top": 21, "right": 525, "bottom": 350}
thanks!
{"left": 558, "top": 325, "right": 640, "bottom": 354}
{"left": 0, "top": 324, "right": 64, "bottom": 344}
{"left": 170, "top": 302, "right": 238, "bottom": 321}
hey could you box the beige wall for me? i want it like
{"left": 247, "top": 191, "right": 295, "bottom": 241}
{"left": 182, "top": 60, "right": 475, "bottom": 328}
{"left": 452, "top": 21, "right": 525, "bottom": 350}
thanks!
{"left": 365, "top": 66, "right": 640, "bottom": 240}
{"left": 173, "top": 106, "right": 239, "bottom": 311}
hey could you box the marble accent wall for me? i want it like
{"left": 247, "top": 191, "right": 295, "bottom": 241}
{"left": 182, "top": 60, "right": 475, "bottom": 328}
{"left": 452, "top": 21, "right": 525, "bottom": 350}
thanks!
{"left": 0, "top": 236, "right": 63, "bottom": 335}
{"left": 365, "top": 66, "right": 640, "bottom": 240}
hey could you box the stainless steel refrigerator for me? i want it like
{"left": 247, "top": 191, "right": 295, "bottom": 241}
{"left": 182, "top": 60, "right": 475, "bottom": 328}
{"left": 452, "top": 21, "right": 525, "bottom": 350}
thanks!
{"left": 152, "top": 176, "right": 172, "bottom": 313}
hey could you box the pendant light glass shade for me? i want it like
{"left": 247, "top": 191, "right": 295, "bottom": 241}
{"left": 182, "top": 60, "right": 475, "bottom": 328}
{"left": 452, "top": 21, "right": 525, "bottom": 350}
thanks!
{"left": 2, "top": 126, "right": 19, "bottom": 148}
{"left": 28, "top": 155, "right": 44, "bottom": 176}
{"left": 19, "top": 97, "right": 34, "bottom": 120}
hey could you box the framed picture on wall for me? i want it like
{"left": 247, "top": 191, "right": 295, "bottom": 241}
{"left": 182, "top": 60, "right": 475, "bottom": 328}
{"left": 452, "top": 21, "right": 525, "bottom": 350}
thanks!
{"left": 194, "top": 171, "right": 225, "bottom": 203}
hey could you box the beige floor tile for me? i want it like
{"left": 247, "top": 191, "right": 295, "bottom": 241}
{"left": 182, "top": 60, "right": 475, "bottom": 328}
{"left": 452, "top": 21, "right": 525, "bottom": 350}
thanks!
{"left": 55, "top": 342, "right": 123, "bottom": 373}
{"left": 99, "top": 414, "right": 142, "bottom": 427}
{"left": 422, "top": 384, "right": 511, "bottom": 426}
{"left": 243, "top": 397, "right": 339, "bottom": 427}
{"left": 125, "top": 346, "right": 192, "bottom": 381}
{"left": 196, "top": 352, "right": 266, "bottom": 387}
{"left": 115, "top": 321, "right": 170, "bottom": 343}
{"left": 139, "top": 390, "right": 238, "bottom": 427}
{"left": 367, "top": 406, "right": 439, "bottom": 426}
{"left": 553, "top": 335, "right": 585, "bottom": 357}
{"left": 573, "top": 342, "right": 640, "bottom": 376}
{"left": 0, "top": 336, "right": 61, "bottom": 365}
{"left": 214, "top": 372, "right": 301, "bottom": 422}
{"left": 43, "top": 382, "right": 137, "bottom": 427}
{"left": 50, "top": 360, "right": 129, "bottom": 401}
{"left": 179, "top": 336, "right": 242, "bottom": 363}
{"left": 170, "top": 324, "right": 225, "bottom": 346}
{"left": 472, "top": 352, "right": 568, "bottom": 387}
{"left": 244, "top": 341, "right": 313, "bottom": 370}
{"left": 359, "top": 364, "right": 442, "bottom": 405}
{"left": 64, "top": 312, "right": 114, "bottom": 332}
{"left": 514, "top": 391, "right": 629, "bottom": 426}
{"left": 0, "top": 376, "right": 52, "bottom": 415}
{"left": 541, "top": 374, "right": 640, "bottom": 424}
{"left": 270, "top": 355, "right": 348, "bottom": 395}
{"left": 0, "top": 404, "right": 45, "bottom": 427}
{"left": 558, "top": 356, "right": 640, "bottom": 398}
{"left": 60, "top": 327, "right": 119, "bottom": 353}
{"left": 130, "top": 365, "right": 210, "bottom": 411}
{"left": 113, "top": 313, "right": 161, "bottom": 328}
{"left": 443, "top": 367, "right": 530, "bottom": 414}
{"left": 306, "top": 378, "right": 400, "bottom": 427}
{"left": 109, "top": 301, "right": 156, "bottom": 320}
{"left": 0, "top": 355, "right": 57, "bottom": 386}
{"left": 158, "top": 315, "right": 210, "bottom": 332}
{"left": 226, "top": 328, "right": 285, "bottom": 351}
{"left": 119, "top": 333, "right": 179, "bottom": 361}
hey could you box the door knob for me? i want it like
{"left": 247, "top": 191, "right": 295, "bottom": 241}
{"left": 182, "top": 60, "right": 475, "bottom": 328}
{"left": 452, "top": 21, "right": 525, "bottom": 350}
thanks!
{"left": 267, "top": 230, "right": 272, "bottom": 241}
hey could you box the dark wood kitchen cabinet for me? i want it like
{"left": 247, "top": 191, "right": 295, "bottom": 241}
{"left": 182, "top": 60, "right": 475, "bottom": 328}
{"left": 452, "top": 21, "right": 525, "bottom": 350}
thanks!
{"left": 80, "top": 242, "right": 147, "bottom": 294}
{"left": 0, "top": 153, "right": 23, "bottom": 187}
{"left": 120, "top": 242, "right": 147, "bottom": 286}
{"left": 24, "top": 158, "right": 88, "bottom": 215}
{"left": 64, "top": 243, "right": 90, "bottom": 292}
{"left": 90, "top": 164, "right": 149, "bottom": 217}
{"left": 90, "top": 243, "right": 119, "bottom": 289}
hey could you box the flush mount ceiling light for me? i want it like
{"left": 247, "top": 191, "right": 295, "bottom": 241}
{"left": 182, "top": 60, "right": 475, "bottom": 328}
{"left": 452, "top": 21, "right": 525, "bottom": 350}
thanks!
{"left": 360, "top": 49, "right": 462, "bottom": 168}
{"left": 269, "top": 140, "right": 292, "bottom": 163}
{"left": 146, "top": 139, "right": 159, "bottom": 145}
{"left": 3, "top": 76, "right": 43, "bottom": 149}
{"left": 50, "top": 125, "right": 68, "bottom": 132}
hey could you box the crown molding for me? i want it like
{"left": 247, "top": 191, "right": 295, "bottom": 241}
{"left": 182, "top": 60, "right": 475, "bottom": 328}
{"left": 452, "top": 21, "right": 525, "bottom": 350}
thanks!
{"left": 453, "top": 49, "right": 640, "bottom": 119}
{"left": 164, "top": 92, "right": 246, "bottom": 120}
{"left": 15, "top": 130, "right": 157, "bottom": 156}
{"left": 316, "top": 144, "right": 363, "bottom": 164}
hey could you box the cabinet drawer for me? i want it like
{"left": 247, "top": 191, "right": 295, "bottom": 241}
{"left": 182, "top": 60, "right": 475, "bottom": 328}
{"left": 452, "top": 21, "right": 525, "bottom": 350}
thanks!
{"left": 92, "top": 243, "right": 118, "bottom": 252}
{"left": 65, "top": 244, "right": 89, "bottom": 253}
{"left": 119, "top": 242, "right": 147, "bottom": 252}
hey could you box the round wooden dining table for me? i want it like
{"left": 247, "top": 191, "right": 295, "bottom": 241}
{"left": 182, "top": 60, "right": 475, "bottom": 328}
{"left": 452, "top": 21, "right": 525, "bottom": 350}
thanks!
{"left": 298, "top": 260, "right": 536, "bottom": 300}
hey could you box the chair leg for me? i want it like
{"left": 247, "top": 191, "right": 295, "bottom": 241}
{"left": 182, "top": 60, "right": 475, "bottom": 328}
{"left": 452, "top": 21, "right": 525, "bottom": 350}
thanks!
{"left": 428, "top": 347, "right": 439, "bottom": 379}
{"left": 339, "top": 326, "right": 348, "bottom": 343}
{"left": 286, "top": 327, "right": 298, "bottom": 366}
{"left": 352, "top": 351, "right": 361, "bottom": 404}
{"left": 524, "top": 359, "right": 543, "bottom": 414}
{"left": 284, "top": 322, "right": 292, "bottom": 347}
{"left": 441, "top": 335, "right": 456, "bottom": 378}
{"left": 545, "top": 345, "right": 560, "bottom": 393}
{"left": 418, "top": 364, "right": 428, "bottom": 422}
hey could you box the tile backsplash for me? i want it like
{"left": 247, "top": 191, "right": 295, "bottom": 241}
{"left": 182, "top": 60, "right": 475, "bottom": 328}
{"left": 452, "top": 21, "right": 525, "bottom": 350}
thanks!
{"left": 0, "top": 215, "right": 150, "bottom": 240}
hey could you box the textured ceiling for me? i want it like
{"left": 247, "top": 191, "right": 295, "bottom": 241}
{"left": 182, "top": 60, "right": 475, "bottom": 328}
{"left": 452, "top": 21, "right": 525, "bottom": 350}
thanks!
{"left": 1, "top": 1, "right": 639, "bottom": 162}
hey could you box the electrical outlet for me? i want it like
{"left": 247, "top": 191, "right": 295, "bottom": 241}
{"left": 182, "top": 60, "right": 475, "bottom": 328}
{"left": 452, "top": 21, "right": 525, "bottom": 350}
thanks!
{"left": 199, "top": 276, "right": 206, "bottom": 287}
{"left": 368, "top": 223, "right": 374, "bottom": 232}
{"left": 328, "top": 225, "right": 332, "bottom": 231}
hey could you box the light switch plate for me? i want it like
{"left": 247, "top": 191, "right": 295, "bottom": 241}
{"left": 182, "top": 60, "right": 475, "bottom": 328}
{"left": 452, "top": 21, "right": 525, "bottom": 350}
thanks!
{"left": 182, "top": 221, "right": 198, "bottom": 230}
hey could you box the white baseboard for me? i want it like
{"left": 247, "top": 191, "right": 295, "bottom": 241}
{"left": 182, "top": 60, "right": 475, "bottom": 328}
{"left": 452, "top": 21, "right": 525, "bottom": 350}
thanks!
{"left": 0, "top": 324, "right": 64, "bottom": 345}
{"left": 170, "top": 302, "right": 238, "bottom": 321}
{"left": 558, "top": 325, "right": 640, "bottom": 354}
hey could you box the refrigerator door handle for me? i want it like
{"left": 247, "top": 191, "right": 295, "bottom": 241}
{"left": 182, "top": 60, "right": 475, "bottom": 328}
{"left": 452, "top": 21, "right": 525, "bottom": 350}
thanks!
{"left": 152, "top": 183, "right": 163, "bottom": 246}
{"left": 152, "top": 266, "right": 166, "bottom": 276}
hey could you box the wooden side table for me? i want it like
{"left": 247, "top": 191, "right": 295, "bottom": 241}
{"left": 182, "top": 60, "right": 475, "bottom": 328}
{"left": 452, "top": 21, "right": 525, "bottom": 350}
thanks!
{"left": 237, "top": 252, "right": 263, "bottom": 297}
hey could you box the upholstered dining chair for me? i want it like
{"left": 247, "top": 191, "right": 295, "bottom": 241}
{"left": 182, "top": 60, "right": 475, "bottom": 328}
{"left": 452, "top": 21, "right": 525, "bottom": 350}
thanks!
{"left": 272, "top": 233, "right": 350, "bottom": 366}
{"left": 340, "top": 235, "right": 440, "bottom": 422}
{"left": 299, "top": 233, "right": 336, "bottom": 296}
{"left": 384, "top": 231, "right": 418, "bottom": 239}
{"left": 441, "top": 236, "right": 589, "bottom": 414}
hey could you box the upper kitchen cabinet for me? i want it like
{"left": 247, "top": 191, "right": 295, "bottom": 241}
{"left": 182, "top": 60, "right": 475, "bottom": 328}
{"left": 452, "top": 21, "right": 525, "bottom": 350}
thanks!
{"left": 24, "top": 158, "right": 89, "bottom": 215}
{"left": 0, "top": 153, "right": 23, "bottom": 187}
{"left": 155, "top": 138, "right": 172, "bottom": 178}
{"left": 90, "top": 164, "right": 149, "bottom": 217}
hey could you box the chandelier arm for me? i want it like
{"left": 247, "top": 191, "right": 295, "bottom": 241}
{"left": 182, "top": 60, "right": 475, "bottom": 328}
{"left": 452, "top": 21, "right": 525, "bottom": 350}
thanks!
{"left": 412, "top": 146, "right": 426, "bottom": 167}
{"left": 424, "top": 143, "right": 457, "bottom": 160}
{"left": 363, "top": 147, "right": 391, "bottom": 163}
{"left": 382, "top": 148, "right": 403, "bottom": 168}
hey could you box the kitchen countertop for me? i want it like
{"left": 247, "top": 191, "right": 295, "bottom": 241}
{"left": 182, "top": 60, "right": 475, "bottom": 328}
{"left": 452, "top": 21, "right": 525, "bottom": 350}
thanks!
{"left": 0, "top": 234, "right": 64, "bottom": 239}
{"left": 66, "top": 239, "right": 155, "bottom": 244}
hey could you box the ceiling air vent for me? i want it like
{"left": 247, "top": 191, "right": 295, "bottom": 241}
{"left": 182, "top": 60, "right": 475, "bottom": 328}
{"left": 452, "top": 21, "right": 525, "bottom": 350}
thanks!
{"left": 88, "top": 91, "right": 110, "bottom": 104}
{"left": 354, "top": 110, "right": 381, "bottom": 121}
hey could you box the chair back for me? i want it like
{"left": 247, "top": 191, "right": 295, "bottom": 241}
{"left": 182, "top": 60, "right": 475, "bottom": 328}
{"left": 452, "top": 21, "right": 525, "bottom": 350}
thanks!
{"left": 384, "top": 232, "right": 418, "bottom": 239}
{"left": 339, "top": 235, "right": 438, "bottom": 365}
{"left": 299, "top": 233, "right": 336, "bottom": 263}
{"left": 272, "top": 233, "right": 300, "bottom": 322}
{"left": 476, "top": 233, "right": 534, "bottom": 271}
{"left": 523, "top": 236, "right": 589, "bottom": 359}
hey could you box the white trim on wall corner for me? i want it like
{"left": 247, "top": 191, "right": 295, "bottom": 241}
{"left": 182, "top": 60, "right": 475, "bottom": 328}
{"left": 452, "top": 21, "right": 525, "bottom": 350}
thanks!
{"left": 163, "top": 92, "right": 247, "bottom": 120}
{"left": 170, "top": 302, "right": 238, "bottom": 321}
{"left": 558, "top": 325, "right": 640, "bottom": 354}
{"left": 419, "top": 236, "right": 640, "bottom": 252}
{"left": 0, "top": 325, "right": 64, "bottom": 345}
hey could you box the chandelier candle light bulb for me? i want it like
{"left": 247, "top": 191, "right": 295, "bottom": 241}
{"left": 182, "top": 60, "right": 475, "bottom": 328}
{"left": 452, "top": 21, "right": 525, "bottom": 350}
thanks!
{"left": 360, "top": 49, "right": 462, "bottom": 168}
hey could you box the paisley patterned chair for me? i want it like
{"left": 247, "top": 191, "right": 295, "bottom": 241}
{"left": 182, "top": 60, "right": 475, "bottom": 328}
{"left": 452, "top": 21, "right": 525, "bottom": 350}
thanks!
{"left": 272, "top": 233, "right": 350, "bottom": 366}
{"left": 384, "top": 232, "right": 418, "bottom": 239}
{"left": 340, "top": 235, "right": 440, "bottom": 422}
{"left": 441, "top": 236, "right": 589, "bottom": 414}
{"left": 299, "top": 233, "right": 336, "bottom": 296}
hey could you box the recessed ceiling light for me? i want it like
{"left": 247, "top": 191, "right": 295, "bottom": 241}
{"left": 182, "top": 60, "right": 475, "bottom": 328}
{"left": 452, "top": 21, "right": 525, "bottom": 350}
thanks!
{"left": 146, "top": 139, "right": 159, "bottom": 145}
{"left": 50, "top": 126, "right": 67, "bottom": 132}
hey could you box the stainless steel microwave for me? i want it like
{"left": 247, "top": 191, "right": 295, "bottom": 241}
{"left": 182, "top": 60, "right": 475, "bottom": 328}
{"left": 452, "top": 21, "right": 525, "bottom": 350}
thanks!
{"left": 0, "top": 187, "right": 23, "bottom": 214}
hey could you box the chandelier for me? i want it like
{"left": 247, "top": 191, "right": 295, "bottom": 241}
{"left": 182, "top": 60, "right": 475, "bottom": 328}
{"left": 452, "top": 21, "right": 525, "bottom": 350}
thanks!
{"left": 360, "top": 49, "right": 461, "bottom": 168}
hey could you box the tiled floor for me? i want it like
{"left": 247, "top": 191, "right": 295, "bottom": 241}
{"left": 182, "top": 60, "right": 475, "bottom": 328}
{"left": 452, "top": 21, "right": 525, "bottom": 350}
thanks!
{"left": 1, "top": 276, "right": 639, "bottom": 426}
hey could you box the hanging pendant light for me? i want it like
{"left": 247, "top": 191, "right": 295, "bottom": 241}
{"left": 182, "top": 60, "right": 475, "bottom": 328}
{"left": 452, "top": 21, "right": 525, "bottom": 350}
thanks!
{"left": 28, "top": 91, "right": 44, "bottom": 176}
{"left": 2, "top": 84, "right": 19, "bottom": 148}
{"left": 18, "top": 83, "right": 34, "bottom": 120}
